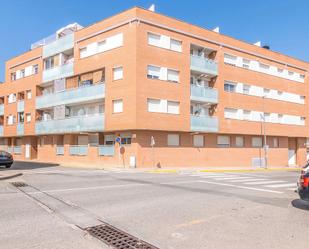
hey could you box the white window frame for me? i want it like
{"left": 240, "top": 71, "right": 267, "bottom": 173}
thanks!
{"left": 167, "top": 69, "right": 179, "bottom": 83}
{"left": 167, "top": 101, "right": 179, "bottom": 114}
{"left": 113, "top": 66, "right": 123, "bottom": 81}
{"left": 170, "top": 38, "right": 182, "bottom": 52}
{"left": 26, "top": 113, "right": 31, "bottom": 123}
{"left": 147, "top": 65, "right": 160, "bottom": 79}
{"left": 113, "top": 99, "right": 123, "bottom": 113}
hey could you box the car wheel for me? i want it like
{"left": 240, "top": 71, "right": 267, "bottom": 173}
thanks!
{"left": 5, "top": 164, "right": 12, "bottom": 168}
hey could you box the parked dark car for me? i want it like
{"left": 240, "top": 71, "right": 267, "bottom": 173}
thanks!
{"left": 298, "top": 162, "right": 309, "bottom": 201}
{"left": 0, "top": 150, "right": 13, "bottom": 168}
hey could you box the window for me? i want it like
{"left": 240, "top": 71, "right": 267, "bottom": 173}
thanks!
{"left": 278, "top": 114, "right": 283, "bottom": 123}
{"left": 147, "top": 65, "right": 160, "bottom": 79}
{"left": 263, "top": 88, "right": 270, "bottom": 96}
{"left": 18, "top": 112, "right": 24, "bottom": 123}
{"left": 264, "top": 113, "right": 270, "bottom": 122}
{"left": 8, "top": 93, "right": 16, "bottom": 103}
{"left": 259, "top": 63, "right": 269, "bottom": 71}
{"left": 273, "top": 138, "right": 279, "bottom": 148}
{"left": 235, "top": 136, "right": 244, "bottom": 147}
{"left": 147, "top": 99, "right": 161, "bottom": 113}
{"left": 224, "top": 108, "right": 237, "bottom": 119}
{"left": 104, "top": 135, "right": 115, "bottom": 145}
{"left": 224, "top": 82, "right": 236, "bottom": 92}
{"left": 243, "top": 84, "right": 250, "bottom": 94}
{"left": 26, "top": 90, "right": 32, "bottom": 100}
{"left": 224, "top": 54, "right": 237, "bottom": 66}
{"left": 20, "top": 69, "right": 25, "bottom": 78}
{"left": 44, "top": 57, "right": 54, "bottom": 70}
{"left": 167, "top": 134, "right": 180, "bottom": 146}
{"left": 120, "top": 133, "right": 132, "bottom": 145}
{"left": 252, "top": 137, "right": 262, "bottom": 147}
{"left": 277, "top": 68, "right": 283, "bottom": 74}
{"left": 167, "top": 101, "right": 179, "bottom": 114}
{"left": 97, "top": 40, "right": 106, "bottom": 52}
{"left": 242, "top": 59, "right": 250, "bottom": 68}
{"left": 300, "top": 74, "right": 305, "bottom": 79}
{"left": 89, "top": 134, "right": 99, "bottom": 146}
{"left": 148, "top": 33, "right": 161, "bottom": 47}
{"left": 113, "top": 99, "right": 123, "bottom": 113}
{"left": 170, "top": 39, "right": 182, "bottom": 52}
{"left": 26, "top": 113, "right": 31, "bottom": 123}
{"left": 243, "top": 110, "right": 251, "bottom": 120}
{"left": 11, "top": 72, "right": 16, "bottom": 81}
{"left": 167, "top": 69, "right": 179, "bottom": 83}
{"left": 32, "top": 65, "right": 38, "bottom": 74}
{"left": 193, "top": 135, "right": 204, "bottom": 147}
{"left": 7, "top": 115, "right": 15, "bottom": 125}
{"left": 80, "top": 47, "right": 87, "bottom": 58}
{"left": 113, "top": 66, "right": 123, "bottom": 80}
{"left": 288, "top": 71, "right": 294, "bottom": 76}
{"left": 217, "top": 135, "right": 230, "bottom": 147}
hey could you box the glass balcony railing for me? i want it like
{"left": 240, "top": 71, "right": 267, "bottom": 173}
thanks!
{"left": 190, "top": 55, "right": 218, "bottom": 76}
{"left": 17, "top": 123, "right": 24, "bottom": 136}
{"left": 36, "top": 83, "right": 105, "bottom": 109}
{"left": 69, "top": 145, "right": 88, "bottom": 156}
{"left": 42, "top": 62, "right": 74, "bottom": 83}
{"left": 190, "top": 115, "right": 219, "bottom": 132}
{"left": 190, "top": 85, "right": 218, "bottom": 104}
{"left": 17, "top": 101, "right": 24, "bottom": 112}
{"left": 43, "top": 33, "right": 74, "bottom": 58}
{"left": 98, "top": 145, "right": 115, "bottom": 156}
{"left": 35, "top": 114, "right": 104, "bottom": 135}
{"left": 0, "top": 104, "right": 4, "bottom": 115}
{"left": 0, "top": 126, "right": 3, "bottom": 136}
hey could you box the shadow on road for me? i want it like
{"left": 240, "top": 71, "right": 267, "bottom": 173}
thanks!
{"left": 0, "top": 161, "right": 59, "bottom": 171}
{"left": 291, "top": 199, "right": 309, "bottom": 211}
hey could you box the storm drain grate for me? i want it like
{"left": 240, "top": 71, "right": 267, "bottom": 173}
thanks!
{"left": 86, "top": 224, "right": 159, "bottom": 249}
{"left": 11, "top": 182, "right": 28, "bottom": 188}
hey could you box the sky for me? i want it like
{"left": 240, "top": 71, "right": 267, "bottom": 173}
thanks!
{"left": 0, "top": 0, "right": 308, "bottom": 81}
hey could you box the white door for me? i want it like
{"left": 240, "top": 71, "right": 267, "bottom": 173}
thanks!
{"left": 288, "top": 149, "right": 296, "bottom": 166}
{"left": 25, "top": 144, "right": 31, "bottom": 159}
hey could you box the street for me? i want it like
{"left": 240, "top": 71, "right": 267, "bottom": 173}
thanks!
{"left": 1, "top": 163, "right": 309, "bottom": 249}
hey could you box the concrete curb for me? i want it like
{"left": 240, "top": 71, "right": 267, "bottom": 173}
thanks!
{"left": 0, "top": 173, "right": 23, "bottom": 181}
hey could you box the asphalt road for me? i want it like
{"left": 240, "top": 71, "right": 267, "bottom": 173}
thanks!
{"left": 1, "top": 162, "right": 309, "bottom": 249}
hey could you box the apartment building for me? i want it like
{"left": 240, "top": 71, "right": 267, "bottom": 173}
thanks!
{"left": 0, "top": 7, "right": 308, "bottom": 168}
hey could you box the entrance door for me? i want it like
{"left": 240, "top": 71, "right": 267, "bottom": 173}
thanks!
{"left": 25, "top": 144, "right": 31, "bottom": 159}
{"left": 288, "top": 149, "right": 296, "bottom": 166}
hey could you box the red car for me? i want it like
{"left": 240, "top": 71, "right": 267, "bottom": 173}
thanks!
{"left": 298, "top": 162, "right": 309, "bottom": 201}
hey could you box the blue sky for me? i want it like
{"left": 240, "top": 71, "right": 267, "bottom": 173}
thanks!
{"left": 0, "top": 0, "right": 308, "bottom": 81}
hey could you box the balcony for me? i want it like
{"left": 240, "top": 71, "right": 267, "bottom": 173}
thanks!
{"left": 190, "top": 115, "right": 219, "bottom": 132}
{"left": 98, "top": 145, "right": 115, "bottom": 156}
{"left": 17, "top": 123, "right": 24, "bottom": 136}
{"left": 36, "top": 83, "right": 105, "bottom": 109}
{"left": 190, "top": 55, "right": 218, "bottom": 76}
{"left": 42, "top": 62, "right": 74, "bottom": 83}
{"left": 0, "top": 126, "right": 3, "bottom": 136}
{"left": 0, "top": 104, "right": 4, "bottom": 115}
{"left": 43, "top": 33, "right": 74, "bottom": 58}
{"left": 17, "top": 101, "right": 24, "bottom": 112}
{"left": 190, "top": 85, "right": 218, "bottom": 104}
{"left": 69, "top": 145, "right": 88, "bottom": 156}
{"left": 35, "top": 114, "right": 104, "bottom": 135}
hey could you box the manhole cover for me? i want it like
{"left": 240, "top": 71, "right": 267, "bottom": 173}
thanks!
{"left": 11, "top": 182, "right": 28, "bottom": 188}
{"left": 86, "top": 224, "right": 159, "bottom": 249}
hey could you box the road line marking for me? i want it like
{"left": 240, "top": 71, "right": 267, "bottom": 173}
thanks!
{"left": 25, "top": 180, "right": 198, "bottom": 194}
{"left": 230, "top": 178, "right": 267, "bottom": 183}
{"left": 265, "top": 183, "right": 296, "bottom": 188}
{"left": 211, "top": 176, "right": 251, "bottom": 180}
{"left": 198, "top": 180, "right": 283, "bottom": 194}
{"left": 244, "top": 180, "right": 286, "bottom": 185}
